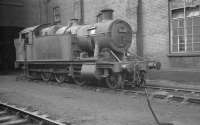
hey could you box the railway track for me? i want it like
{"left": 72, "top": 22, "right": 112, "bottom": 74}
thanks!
{"left": 144, "top": 84, "right": 200, "bottom": 104}
{"left": 80, "top": 84, "right": 200, "bottom": 105}
{"left": 0, "top": 102, "right": 69, "bottom": 125}
{"left": 19, "top": 76, "right": 200, "bottom": 105}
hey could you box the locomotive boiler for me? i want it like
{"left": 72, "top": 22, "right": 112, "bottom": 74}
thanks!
{"left": 14, "top": 9, "right": 160, "bottom": 89}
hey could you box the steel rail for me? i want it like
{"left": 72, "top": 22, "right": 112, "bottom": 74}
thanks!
{"left": 80, "top": 84, "right": 200, "bottom": 104}
{"left": 144, "top": 85, "right": 200, "bottom": 94}
{"left": 18, "top": 76, "right": 200, "bottom": 105}
{"left": 0, "top": 101, "right": 69, "bottom": 125}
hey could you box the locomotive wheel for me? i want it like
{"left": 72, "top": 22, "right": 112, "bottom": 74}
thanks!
{"left": 29, "top": 71, "right": 40, "bottom": 79}
{"left": 73, "top": 76, "right": 85, "bottom": 86}
{"left": 55, "top": 73, "right": 66, "bottom": 83}
{"left": 41, "top": 72, "right": 52, "bottom": 82}
{"left": 135, "top": 71, "right": 146, "bottom": 87}
{"left": 105, "top": 73, "right": 123, "bottom": 89}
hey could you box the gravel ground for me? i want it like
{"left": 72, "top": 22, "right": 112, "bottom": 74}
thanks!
{"left": 0, "top": 74, "right": 200, "bottom": 125}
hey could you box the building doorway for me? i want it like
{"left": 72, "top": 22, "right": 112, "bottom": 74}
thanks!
{"left": 0, "top": 27, "right": 23, "bottom": 73}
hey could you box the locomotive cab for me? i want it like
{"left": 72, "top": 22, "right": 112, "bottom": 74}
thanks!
{"left": 14, "top": 25, "right": 40, "bottom": 68}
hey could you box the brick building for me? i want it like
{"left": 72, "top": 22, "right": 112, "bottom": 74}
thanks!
{"left": 34, "top": 0, "right": 200, "bottom": 69}
{"left": 142, "top": 0, "right": 200, "bottom": 70}
{"left": 36, "top": 0, "right": 200, "bottom": 82}
{"left": 0, "top": 0, "right": 47, "bottom": 71}
{"left": 141, "top": 0, "right": 200, "bottom": 82}
{"left": 1, "top": 0, "right": 200, "bottom": 82}
{"left": 45, "top": 0, "right": 74, "bottom": 25}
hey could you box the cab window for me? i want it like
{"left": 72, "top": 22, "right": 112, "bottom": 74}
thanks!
{"left": 22, "top": 33, "right": 29, "bottom": 44}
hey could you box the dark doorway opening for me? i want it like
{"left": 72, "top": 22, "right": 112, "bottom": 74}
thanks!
{"left": 0, "top": 27, "right": 23, "bottom": 74}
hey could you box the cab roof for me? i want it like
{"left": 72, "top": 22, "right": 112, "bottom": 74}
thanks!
{"left": 20, "top": 25, "right": 40, "bottom": 34}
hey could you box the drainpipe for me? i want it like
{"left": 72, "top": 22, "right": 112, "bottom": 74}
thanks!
{"left": 39, "top": 0, "right": 42, "bottom": 24}
{"left": 136, "top": 0, "right": 143, "bottom": 56}
{"left": 80, "top": 0, "right": 84, "bottom": 24}
{"left": 45, "top": 0, "right": 50, "bottom": 24}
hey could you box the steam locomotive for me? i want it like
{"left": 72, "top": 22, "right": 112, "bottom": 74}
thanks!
{"left": 14, "top": 9, "right": 160, "bottom": 89}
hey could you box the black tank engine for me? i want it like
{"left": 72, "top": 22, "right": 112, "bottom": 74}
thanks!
{"left": 14, "top": 9, "right": 160, "bottom": 89}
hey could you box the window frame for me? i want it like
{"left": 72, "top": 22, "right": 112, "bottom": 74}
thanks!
{"left": 169, "top": 0, "right": 200, "bottom": 54}
{"left": 53, "top": 6, "right": 61, "bottom": 24}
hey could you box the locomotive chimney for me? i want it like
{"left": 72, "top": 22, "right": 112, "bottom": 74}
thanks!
{"left": 101, "top": 9, "right": 113, "bottom": 21}
{"left": 70, "top": 18, "right": 79, "bottom": 25}
{"left": 96, "top": 12, "right": 102, "bottom": 22}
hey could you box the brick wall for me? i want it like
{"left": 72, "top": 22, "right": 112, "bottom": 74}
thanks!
{"left": 46, "top": 0, "right": 74, "bottom": 25}
{"left": 142, "top": 0, "right": 200, "bottom": 69}
{"left": 2, "top": 0, "right": 199, "bottom": 70}
{"left": 169, "top": 56, "right": 200, "bottom": 68}
{"left": 0, "top": 0, "right": 47, "bottom": 27}
{"left": 83, "top": 0, "right": 138, "bottom": 53}
{"left": 0, "top": 0, "right": 138, "bottom": 53}
{"left": 142, "top": 0, "right": 170, "bottom": 69}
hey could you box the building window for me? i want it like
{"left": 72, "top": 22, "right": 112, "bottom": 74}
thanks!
{"left": 53, "top": 6, "right": 61, "bottom": 24}
{"left": 169, "top": 0, "right": 200, "bottom": 53}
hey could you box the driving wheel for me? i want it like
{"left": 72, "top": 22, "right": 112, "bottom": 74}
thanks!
{"left": 41, "top": 72, "right": 52, "bottom": 82}
{"left": 106, "top": 73, "right": 123, "bottom": 89}
{"left": 73, "top": 76, "right": 86, "bottom": 86}
{"left": 55, "top": 73, "right": 66, "bottom": 83}
{"left": 135, "top": 71, "right": 146, "bottom": 87}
